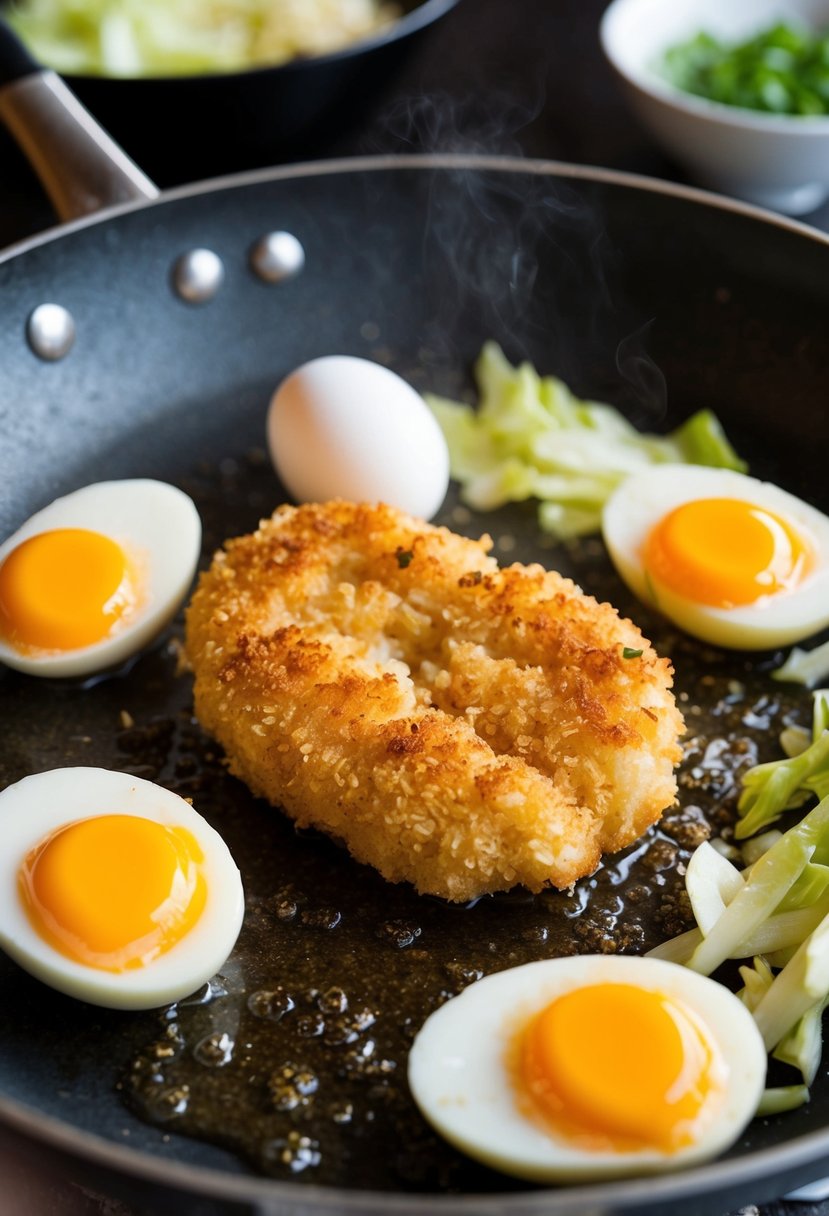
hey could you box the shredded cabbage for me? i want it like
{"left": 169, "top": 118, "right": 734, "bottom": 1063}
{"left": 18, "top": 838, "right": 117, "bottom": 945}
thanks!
{"left": 774, "top": 993, "right": 829, "bottom": 1087}
{"left": 685, "top": 798, "right": 829, "bottom": 977}
{"left": 7, "top": 0, "right": 399, "bottom": 76}
{"left": 685, "top": 841, "right": 743, "bottom": 935}
{"left": 753, "top": 908, "right": 829, "bottom": 1051}
{"left": 651, "top": 690, "right": 829, "bottom": 1112}
{"left": 737, "top": 701, "right": 829, "bottom": 839}
{"left": 756, "top": 1085, "right": 811, "bottom": 1116}
{"left": 426, "top": 342, "right": 746, "bottom": 540}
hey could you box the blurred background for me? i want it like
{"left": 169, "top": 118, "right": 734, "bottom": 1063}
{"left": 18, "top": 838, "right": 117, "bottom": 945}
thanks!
{"left": 4, "top": 0, "right": 828, "bottom": 249}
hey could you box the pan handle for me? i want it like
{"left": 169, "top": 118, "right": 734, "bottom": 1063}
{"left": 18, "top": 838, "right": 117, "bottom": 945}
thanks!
{"left": 0, "top": 20, "right": 159, "bottom": 222}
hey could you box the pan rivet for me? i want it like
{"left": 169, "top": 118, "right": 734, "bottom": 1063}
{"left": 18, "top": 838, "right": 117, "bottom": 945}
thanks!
{"left": 26, "top": 303, "right": 76, "bottom": 361}
{"left": 172, "top": 249, "right": 225, "bottom": 304}
{"left": 249, "top": 231, "right": 305, "bottom": 283}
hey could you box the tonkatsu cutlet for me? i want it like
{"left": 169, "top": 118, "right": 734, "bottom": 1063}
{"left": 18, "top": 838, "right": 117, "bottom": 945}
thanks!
{"left": 185, "top": 501, "right": 684, "bottom": 901}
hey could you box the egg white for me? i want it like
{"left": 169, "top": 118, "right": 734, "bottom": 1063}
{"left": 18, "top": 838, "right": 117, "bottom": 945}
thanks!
{"left": 0, "top": 768, "right": 244, "bottom": 1010}
{"left": 602, "top": 465, "right": 829, "bottom": 649}
{"left": 408, "top": 954, "right": 766, "bottom": 1182}
{"left": 267, "top": 355, "right": 450, "bottom": 520}
{"left": 0, "top": 480, "right": 201, "bottom": 677}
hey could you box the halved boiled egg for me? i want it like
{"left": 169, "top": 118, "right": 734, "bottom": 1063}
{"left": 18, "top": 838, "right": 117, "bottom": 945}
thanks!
{"left": 0, "top": 768, "right": 244, "bottom": 1009}
{"left": 0, "top": 480, "right": 201, "bottom": 677}
{"left": 602, "top": 465, "right": 829, "bottom": 649}
{"left": 408, "top": 955, "right": 766, "bottom": 1182}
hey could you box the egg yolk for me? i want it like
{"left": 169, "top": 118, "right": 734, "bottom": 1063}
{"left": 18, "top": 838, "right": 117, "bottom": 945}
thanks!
{"left": 520, "top": 983, "right": 724, "bottom": 1153}
{"left": 0, "top": 528, "right": 137, "bottom": 652}
{"left": 644, "top": 497, "right": 813, "bottom": 609}
{"left": 19, "top": 815, "right": 207, "bottom": 972}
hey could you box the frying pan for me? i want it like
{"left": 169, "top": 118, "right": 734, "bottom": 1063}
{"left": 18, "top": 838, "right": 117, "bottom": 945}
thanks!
{"left": 2, "top": 19, "right": 829, "bottom": 1216}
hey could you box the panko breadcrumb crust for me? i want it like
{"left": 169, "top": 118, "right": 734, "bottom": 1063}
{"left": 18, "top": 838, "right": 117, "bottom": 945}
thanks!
{"left": 185, "top": 501, "right": 684, "bottom": 901}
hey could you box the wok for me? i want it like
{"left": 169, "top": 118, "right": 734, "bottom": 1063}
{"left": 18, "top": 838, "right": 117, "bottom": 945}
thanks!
{"left": 1, "top": 21, "right": 829, "bottom": 1216}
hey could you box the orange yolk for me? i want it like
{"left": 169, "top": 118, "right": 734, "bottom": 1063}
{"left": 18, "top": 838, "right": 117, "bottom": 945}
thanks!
{"left": 0, "top": 528, "right": 137, "bottom": 653}
{"left": 19, "top": 815, "right": 206, "bottom": 972}
{"left": 520, "top": 983, "right": 724, "bottom": 1153}
{"left": 644, "top": 497, "right": 812, "bottom": 609}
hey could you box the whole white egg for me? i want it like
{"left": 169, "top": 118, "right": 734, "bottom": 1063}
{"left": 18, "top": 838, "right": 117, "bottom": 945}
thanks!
{"left": 0, "top": 479, "right": 201, "bottom": 678}
{"left": 0, "top": 767, "right": 244, "bottom": 1010}
{"left": 408, "top": 954, "right": 766, "bottom": 1182}
{"left": 602, "top": 465, "right": 829, "bottom": 649}
{"left": 267, "top": 356, "right": 450, "bottom": 520}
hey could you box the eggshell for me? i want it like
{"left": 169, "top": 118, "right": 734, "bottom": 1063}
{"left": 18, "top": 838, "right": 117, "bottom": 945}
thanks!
{"left": 267, "top": 356, "right": 450, "bottom": 519}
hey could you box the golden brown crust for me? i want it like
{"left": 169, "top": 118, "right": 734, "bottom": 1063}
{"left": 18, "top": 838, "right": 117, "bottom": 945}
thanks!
{"left": 185, "top": 501, "right": 684, "bottom": 901}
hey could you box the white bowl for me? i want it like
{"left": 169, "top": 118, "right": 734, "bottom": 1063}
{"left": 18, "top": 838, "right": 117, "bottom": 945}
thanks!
{"left": 600, "top": 0, "right": 829, "bottom": 214}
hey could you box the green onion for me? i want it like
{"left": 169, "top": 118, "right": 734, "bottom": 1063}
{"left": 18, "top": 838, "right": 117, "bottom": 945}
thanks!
{"left": 661, "top": 22, "right": 829, "bottom": 117}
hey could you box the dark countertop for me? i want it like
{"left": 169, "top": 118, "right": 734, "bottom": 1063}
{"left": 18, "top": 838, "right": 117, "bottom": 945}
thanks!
{"left": 1, "top": 1, "right": 829, "bottom": 1213}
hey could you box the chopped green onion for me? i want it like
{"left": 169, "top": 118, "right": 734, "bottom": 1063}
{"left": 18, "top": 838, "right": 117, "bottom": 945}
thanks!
{"left": 660, "top": 22, "right": 829, "bottom": 117}
{"left": 622, "top": 647, "right": 643, "bottom": 659}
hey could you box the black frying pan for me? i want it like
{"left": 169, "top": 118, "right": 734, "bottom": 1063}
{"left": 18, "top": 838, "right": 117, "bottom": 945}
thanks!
{"left": 1, "top": 21, "right": 829, "bottom": 1216}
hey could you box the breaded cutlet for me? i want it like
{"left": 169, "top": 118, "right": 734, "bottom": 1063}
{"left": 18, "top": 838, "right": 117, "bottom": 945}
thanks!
{"left": 185, "top": 501, "right": 684, "bottom": 902}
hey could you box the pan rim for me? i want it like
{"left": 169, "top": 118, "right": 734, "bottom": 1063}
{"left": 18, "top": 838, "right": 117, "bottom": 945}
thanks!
{"left": 2, "top": 1082, "right": 829, "bottom": 1212}
{"left": 3, "top": 151, "right": 829, "bottom": 1211}
{"left": 3, "top": 152, "right": 829, "bottom": 267}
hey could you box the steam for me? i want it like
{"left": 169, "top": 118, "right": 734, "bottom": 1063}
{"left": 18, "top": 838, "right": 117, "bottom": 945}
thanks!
{"left": 379, "top": 87, "right": 545, "bottom": 157}
{"left": 615, "top": 321, "right": 669, "bottom": 426}
{"left": 368, "top": 89, "right": 670, "bottom": 427}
